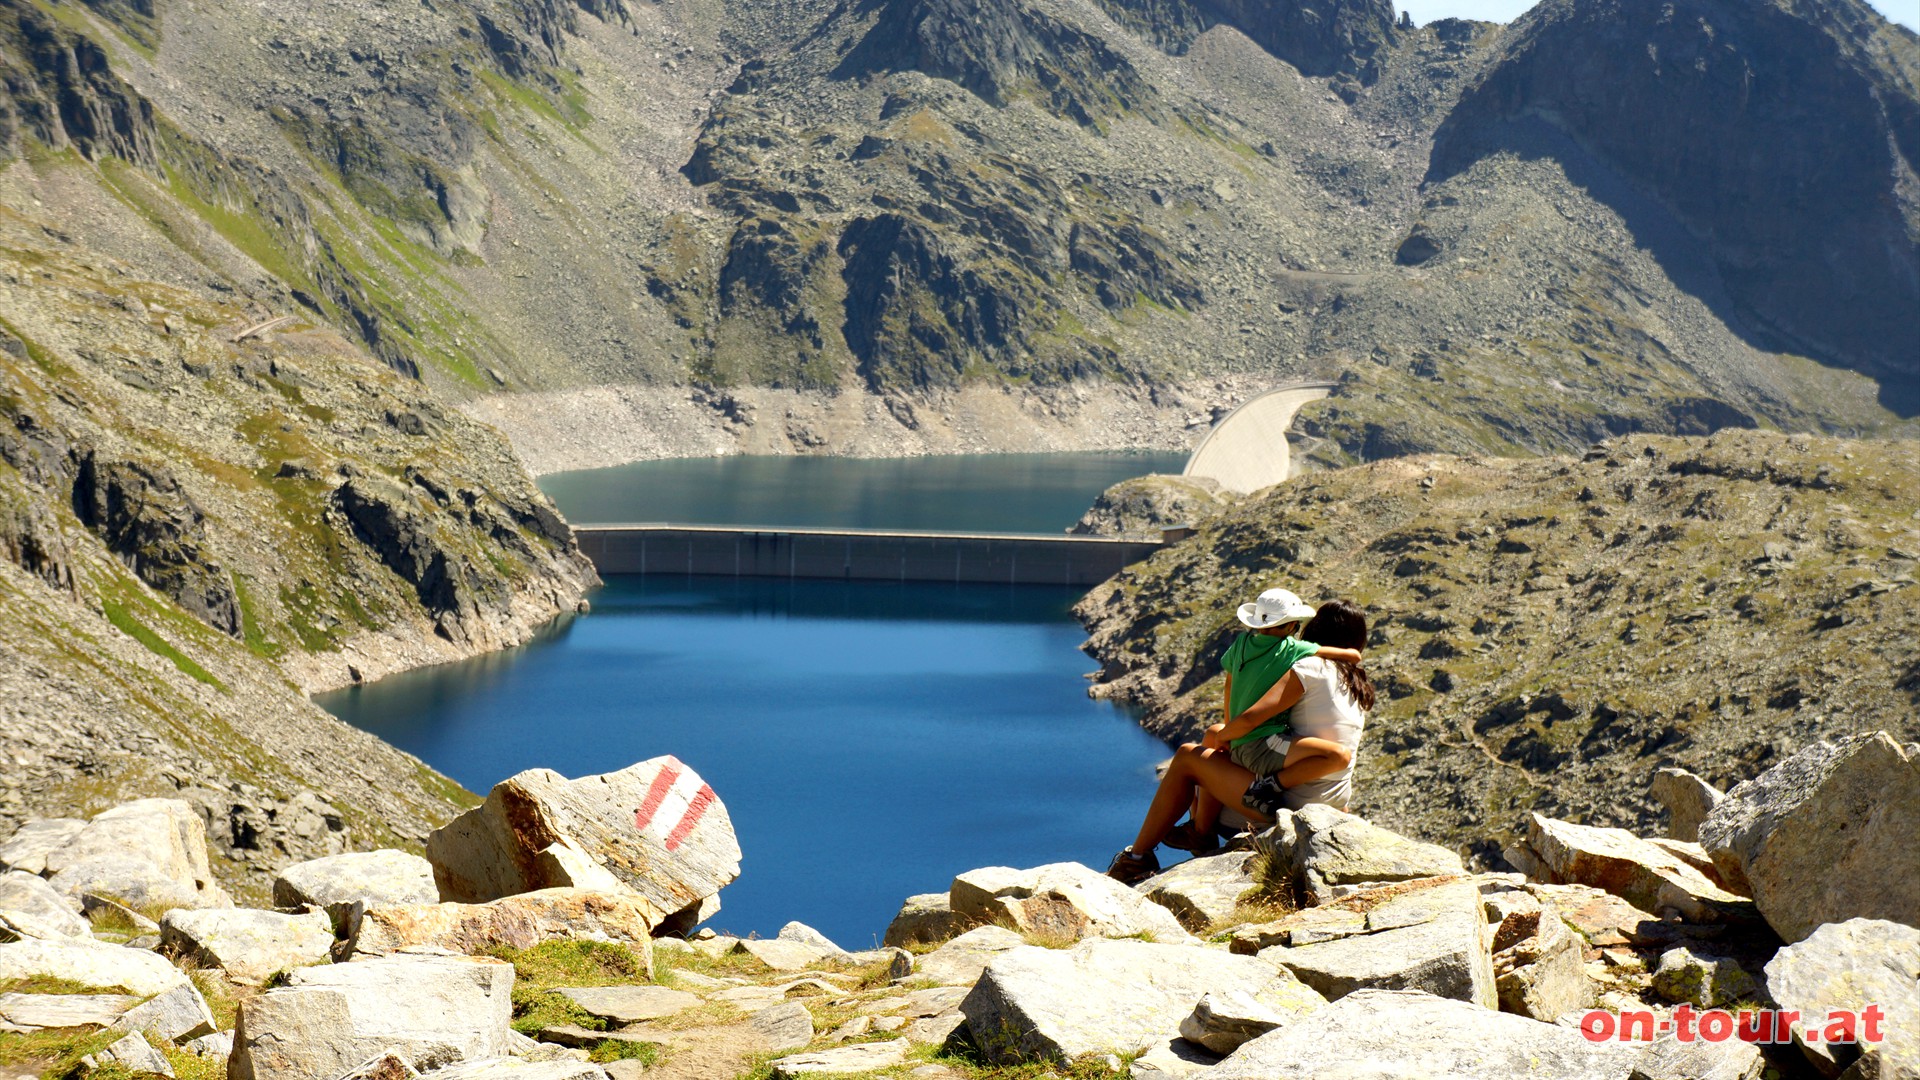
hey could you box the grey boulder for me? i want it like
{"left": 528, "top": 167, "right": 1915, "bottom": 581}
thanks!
{"left": 109, "top": 981, "right": 218, "bottom": 1043}
{"left": 960, "top": 938, "right": 1322, "bottom": 1064}
{"left": 160, "top": 907, "right": 335, "bottom": 984}
{"left": 0, "top": 818, "right": 85, "bottom": 875}
{"left": 0, "top": 936, "right": 188, "bottom": 996}
{"left": 949, "top": 862, "right": 1193, "bottom": 944}
{"left": 1253, "top": 880, "right": 1497, "bottom": 1010}
{"left": 230, "top": 954, "right": 517, "bottom": 1080}
{"left": 427, "top": 756, "right": 740, "bottom": 933}
{"left": 1491, "top": 898, "right": 1592, "bottom": 1022}
{"left": 768, "top": 1042, "right": 908, "bottom": 1076}
{"left": 910, "top": 925, "right": 1026, "bottom": 986}
{"left": 750, "top": 1000, "right": 815, "bottom": 1050}
{"left": 42, "top": 799, "right": 231, "bottom": 911}
{"left": 1764, "top": 918, "right": 1920, "bottom": 1079}
{"left": 1278, "top": 805, "right": 1465, "bottom": 905}
{"left": 557, "top": 985, "right": 699, "bottom": 1023}
{"left": 0, "top": 870, "right": 89, "bottom": 940}
{"left": 272, "top": 849, "right": 439, "bottom": 918}
{"left": 1651, "top": 768, "right": 1726, "bottom": 844}
{"left": 883, "top": 892, "right": 969, "bottom": 948}
{"left": 0, "top": 992, "right": 138, "bottom": 1032}
{"left": 1208, "top": 989, "right": 1639, "bottom": 1079}
{"left": 1628, "top": 1031, "right": 1766, "bottom": 1080}
{"left": 1699, "top": 731, "right": 1920, "bottom": 943}
{"left": 430, "top": 1060, "right": 610, "bottom": 1079}
{"left": 1137, "top": 850, "right": 1258, "bottom": 933}
{"left": 1179, "top": 988, "right": 1315, "bottom": 1055}
{"left": 1649, "top": 946, "right": 1758, "bottom": 1009}
{"left": 83, "top": 1032, "right": 173, "bottom": 1076}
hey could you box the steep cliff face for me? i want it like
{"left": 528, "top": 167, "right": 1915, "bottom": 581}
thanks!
{"left": 1076, "top": 431, "right": 1920, "bottom": 856}
{"left": 1432, "top": 0, "right": 1920, "bottom": 409}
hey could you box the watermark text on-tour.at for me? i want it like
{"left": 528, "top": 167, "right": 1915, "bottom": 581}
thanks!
{"left": 1579, "top": 1004, "right": 1888, "bottom": 1045}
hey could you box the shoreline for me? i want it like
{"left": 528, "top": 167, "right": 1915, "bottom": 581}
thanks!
{"left": 459, "top": 376, "right": 1284, "bottom": 477}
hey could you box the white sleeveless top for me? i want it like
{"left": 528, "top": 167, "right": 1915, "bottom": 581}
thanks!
{"left": 1282, "top": 656, "right": 1367, "bottom": 811}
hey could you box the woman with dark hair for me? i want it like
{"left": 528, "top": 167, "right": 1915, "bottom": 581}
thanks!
{"left": 1106, "top": 598, "right": 1376, "bottom": 885}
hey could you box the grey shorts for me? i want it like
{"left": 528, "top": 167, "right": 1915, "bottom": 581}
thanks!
{"left": 1228, "top": 734, "right": 1293, "bottom": 777}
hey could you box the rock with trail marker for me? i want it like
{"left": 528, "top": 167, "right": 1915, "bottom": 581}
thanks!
{"left": 426, "top": 757, "right": 740, "bottom": 929}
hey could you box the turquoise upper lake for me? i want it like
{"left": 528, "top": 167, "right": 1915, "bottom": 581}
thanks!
{"left": 538, "top": 450, "right": 1189, "bottom": 531}
{"left": 319, "top": 453, "right": 1182, "bottom": 946}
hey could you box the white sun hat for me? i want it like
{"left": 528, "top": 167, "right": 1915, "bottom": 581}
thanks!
{"left": 1236, "top": 587, "right": 1317, "bottom": 629}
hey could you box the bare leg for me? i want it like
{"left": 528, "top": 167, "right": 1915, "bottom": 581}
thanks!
{"left": 1130, "top": 744, "right": 1263, "bottom": 854}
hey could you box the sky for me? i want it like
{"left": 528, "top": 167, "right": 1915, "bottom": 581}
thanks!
{"left": 1398, "top": 0, "right": 1919, "bottom": 32}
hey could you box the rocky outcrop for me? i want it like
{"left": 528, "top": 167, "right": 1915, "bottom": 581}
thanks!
{"left": 1078, "top": 434, "right": 1920, "bottom": 853}
{"left": 427, "top": 757, "right": 738, "bottom": 929}
{"left": 910, "top": 924, "right": 1027, "bottom": 986}
{"left": 1698, "top": 732, "right": 1920, "bottom": 942}
{"left": 229, "top": 955, "right": 518, "bottom": 1080}
{"left": 1070, "top": 475, "right": 1228, "bottom": 541}
{"left": 73, "top": 452, "right": 242, "bottom": 637}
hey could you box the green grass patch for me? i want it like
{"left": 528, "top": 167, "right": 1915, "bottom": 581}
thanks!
{"left": 492, "top": 939, "right": 651, "bottom": 990}
{"left": 100, "top": 596, "right": 224, "bottom": 689}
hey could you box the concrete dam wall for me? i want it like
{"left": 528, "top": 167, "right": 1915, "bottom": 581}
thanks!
{"left": 573, "top": 525, "right": 1165, "bottom": 586}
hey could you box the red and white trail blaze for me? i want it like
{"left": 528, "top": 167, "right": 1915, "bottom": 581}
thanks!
{"left": 632, "top": 756, "right": 717, "bottom": 852}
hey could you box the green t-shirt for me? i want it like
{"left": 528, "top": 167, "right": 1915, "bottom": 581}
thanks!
{"left": 1222, "top": 632, "right": 1318, "bottom": 748}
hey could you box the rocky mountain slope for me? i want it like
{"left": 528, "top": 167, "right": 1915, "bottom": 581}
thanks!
{"left": 2, "top": 0, "right": 1915, "bottom": 473}
{"left": 0, "top": 178, "right": 597, "bottom": 900}
{"left": 1075, "top": 430, "right": 1920, "bottom": 860}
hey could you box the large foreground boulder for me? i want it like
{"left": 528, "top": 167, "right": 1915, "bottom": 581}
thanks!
{"left": 1247, "top": 879, "right": 1498, "bottom": 1010}
{"left": 0, "top": 936, "right": 188, "bottom": 996}
{"left": 40, "top": 799, "right": 231, "bottom": 910}
{"left": 0, "top": 870, "right": 89, "bottom": 940}
{"left": 949, "top": 862, "right": 1194, "bottom": 944}
{"left": 1764, "top": 918, "right": 1920, "bottom": 1079}
{"left": 273, "top": 849, "right": 439, "bottom": 918}
{"left": 159, "top": 907, "right": 336, "bottom": 984}
{"left": 960, "top": 938, "right": 1324, "bottom": 1064}
{"left": 230, "top": 955, "right": 516, "bottom": 1080}
{"left": 427, "top": 757, "right": 740, "bottom": 929}
{"left": 1698, "top": 732, "right": 1920, "bottom": 943}
{"left": 1207, "top": 989, "right": 1638, "bottom": 1079}
{"left": 342, "top": 888, "right": 658, "bottom": 969}
{"left": 1514, "top": 814, "right": 1748, "bottom": 921}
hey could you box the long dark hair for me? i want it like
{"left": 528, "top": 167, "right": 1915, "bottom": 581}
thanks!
{"left": 1302, "top": 600, "right": 1375, "bottom": 712}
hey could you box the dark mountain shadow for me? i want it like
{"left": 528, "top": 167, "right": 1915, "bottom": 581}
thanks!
{"left": 1427, "top": 0, "right": 1920, "bottom": 418}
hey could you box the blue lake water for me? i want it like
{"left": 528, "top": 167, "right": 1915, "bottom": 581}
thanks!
{"left": 317, "top": 576, "right": 1167, "bottom": 946}
{"left": 321, "top": 449, "right": 1183, "bottom": 944}
{"left": 538, "top": 450, "right": 1189, "bottom": 531}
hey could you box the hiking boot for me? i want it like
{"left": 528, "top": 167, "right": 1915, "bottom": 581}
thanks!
{"left": 1105, "top": 846, "right": 1159, "bottom": 886}
{"left": 1163, "top": 821, "right": 1221, "bottom": 854}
